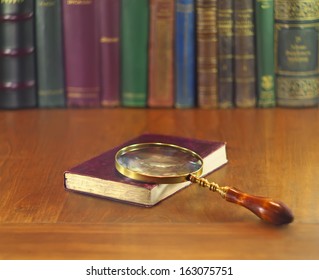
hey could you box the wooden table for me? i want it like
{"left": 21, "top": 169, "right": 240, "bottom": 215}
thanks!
{"left": 0, "top": 108, "right": 318, "bottom": 259}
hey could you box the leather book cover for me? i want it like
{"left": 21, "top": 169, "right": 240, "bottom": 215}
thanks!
{"left": 35, "top": 0, "right": 65, "bottom": 108}
{"left": 255, "top": 0, "right": 275, "bottom": 108}
{"left": 0, "top": 0, "right": 37, "bottom": 109}
{"left": 148, "top": 0, "right": 174, "bottom": 108}
{"left": 62, "top": 0, "right": 100, "bottom": 108}
{"left": 196, "top": 0, "right": 218, "bottom": 108}
{"left": 275, "top": 0, "right": 319, "bottom": 107}
{"left": 64, "top": 133, "right": 227, "bottom": 206}
{"left": 233, "top": 0, "right": 256, "bottom": 108}
{"left": 217, "top": 0, "right": 234, "bottom": 108}
{"left": 121, "top": 0, "right": 149, "bottom": 107}
{"left": 99, "top": 0, "right": 120, "bottom": 107}
{"left": 175, "top": 0, "right": 196, "bottom": 108}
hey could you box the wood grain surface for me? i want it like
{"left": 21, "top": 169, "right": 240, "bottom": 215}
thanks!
{"left": 0, "top": 108, "right": 318, "bottom": 259}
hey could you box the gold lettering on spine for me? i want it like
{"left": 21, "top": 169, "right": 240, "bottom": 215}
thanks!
{"left": 100, "top": 37, "right": 119, "bottom": 43}
{"left": 39, "top": 0, "right": 56, "bottom": 7}
{"left": 0, "top": 0, "right": 25, "bottom": 3}
{"left": 275, "top": 0, "right": 319, "bottom": 20}
{"left": 67, "top": 0, "right": 92, "bottom": 5}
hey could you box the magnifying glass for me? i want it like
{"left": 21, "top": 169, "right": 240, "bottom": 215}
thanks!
{"left": 115, "top": 142, "right": 294, "bottom": 225}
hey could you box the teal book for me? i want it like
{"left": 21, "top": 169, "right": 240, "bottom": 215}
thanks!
{"left": 275, "top": 0, "right": 319, "bottom": 107}
{"left": 35, "top": 0, "right": 65, "bottom": 107}
{"left": 256, "top": 0, "right": 275, "bottom": 107}
{"left": 121, "top": 0, "right": 149, "bottom": 107}
{"left": 175, "top": 0, "right": 196, "bottom": 108}
{"left": 0, "top": 0, "right": 37, "bottom": 109}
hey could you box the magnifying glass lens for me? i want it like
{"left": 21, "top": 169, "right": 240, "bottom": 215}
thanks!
{"left": 116, "top": 144, "right": 202, "bottom": 178}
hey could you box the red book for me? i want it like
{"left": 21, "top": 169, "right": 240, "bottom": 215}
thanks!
{"left": 64, "top": 133, "right": 227, "bottom": 206}
{"left": 62, "top": 0, "right": 100, "bottom": 107}
{"left": 99, "top": 0, "right": 120, "bottom": 107}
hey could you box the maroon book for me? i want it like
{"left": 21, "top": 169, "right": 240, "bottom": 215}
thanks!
{"left": 64, "top": 133, "right": 227, "bottom": 206}
{"left": 99, "top": 0, "right": 120, "bottom": 107}
{"left": 62, "top": 1, "right": 100, "bottom": 107}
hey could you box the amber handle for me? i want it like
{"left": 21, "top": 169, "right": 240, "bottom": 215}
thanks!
{"left": 187, "top": 174, "right": 294, "bottom": 225}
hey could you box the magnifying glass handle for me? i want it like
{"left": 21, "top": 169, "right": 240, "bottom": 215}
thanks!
{"left": 188, "top": 174, "right": 294, "bottom": 225}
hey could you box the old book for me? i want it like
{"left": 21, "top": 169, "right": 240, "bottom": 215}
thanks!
{"left": 0, "top": 0, "right": 37, "bottom": 109}
{"left": 233, "top": 0, "right": 256, "bottom": 108}
{"left": 275, "top": 0, "right": 319, "bottom": 107}
{"left": 99, "top": 0, "right": 120, "bottom": 107}
{"left": 121, "top": 0, "right": 149, "bottom": 107}
{"left": 62, "top": 0, "right": 100, "bottom": 107}
{"left": 148, "top": 0, "right": 174, "bottom": 108}
{"left": 196, "top": 0, "right": 218, "bottom": 108}
{"left": 35, "top": 0, "right": 65, "bottom": 108}
{"left": 217, "top": 0, "right": 234, "bottom": 108}
{"left": 175, "top": 0, "right": 196, "bottom": 108}
{"left": 255, "top": 0, "right": 275, "bottom": 107}
{"left": 64, "top": 134, "right": 227, "bottom": 207}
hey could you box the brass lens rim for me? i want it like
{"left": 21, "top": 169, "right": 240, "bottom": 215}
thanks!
{"left": 115, "top": 142, "right": 204, "bottom": 184}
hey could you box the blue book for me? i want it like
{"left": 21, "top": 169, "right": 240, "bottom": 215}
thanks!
{"left": 175, "top": 0, "right": 196, "bottom": 108}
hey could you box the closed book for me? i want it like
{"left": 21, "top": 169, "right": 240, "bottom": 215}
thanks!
{"left": 175, "top": 0, "right": 196, "bottom": 108}
{"left": 64, "top": 133, "right": 227, "bottom": 207}
{"left": 99, "top": 0, "right": 120, "bottom": 107}
{"left": 255, "top": 0, "right": 275, "bottom": 107}
{"left": 233, "top": 0, "right": 256, "bottom": 108}
{"left": 62, "top": 0, "right": 100, "bottom": 108}
{"left": 217, "top": 0, "right": 234, "bottom": 108}
{"left": 0, "top": 0, "right": 37, "bottom": 109}
{"left": 35, "top": 0, "right": 65, "bottom": 108}
{"left": 121, "top": 0, "right": 149, "bottom": 107}
{"left": 275, "top": 0, "right": 319, "bottom": 107}
{"left": 196, "top": 0, "right": 218, "bottom": 108}
{"left": 148, "top": 0, "right": 174, "bottom": 108}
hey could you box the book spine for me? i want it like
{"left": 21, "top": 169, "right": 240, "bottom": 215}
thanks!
{"left": 233, "top": 0, "right": 256, "bottom": 108}
{"left": 0, "top": 0, "right": 37, "bottom": 109}
{"left": 148, "top": 0, "right": 174, "bottom": 108}
{"left": 217, "top": 0, "right": 234, "bottom": 108}
{"left": 275, "top": 0, "right": 319, "bottom": 107}
{"left": 121, "top": 0, "right": 149, "bottom": 107}
{"left": 255, "top": 0, "right": 275, "bottom": 107}
{"left": 35, "top": 0, "right": 65, "bottom": 108}
{"left": 175, "top": 0, "right": 196, "bottom": 108}
{"left": 99, "top": 0, "right": 120, "bottom": 107}
{"left": 62, "top": 0, "right": 100, "bottom": 108}
{"left": 196, "top": 0, "right": 218, "bottom": 108}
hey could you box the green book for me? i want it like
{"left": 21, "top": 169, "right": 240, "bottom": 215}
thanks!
{"left": 35, "top": 0, "right": 65, "bottom": 107}
{"left": 275, "top": 0, "right": 319, "bottom": 107}
{"left": 255, "top": 0, "right": 275, "bottom": 107}
{"left": 121, "top": 0, "right": 149, "bottom": 107}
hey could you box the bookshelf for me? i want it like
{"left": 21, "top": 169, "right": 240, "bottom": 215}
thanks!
{"left": 1, "top": 0, "right": 318, "bottom": 110}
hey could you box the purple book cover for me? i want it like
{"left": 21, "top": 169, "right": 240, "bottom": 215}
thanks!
{"left": 62, "top": 1, "right": 100, "bottom": 107}
{"left": 99, "top": 0, "right": 120, "bottom": 107}
{"left": 64, "top": 133, "right": 226, "bottom": 191}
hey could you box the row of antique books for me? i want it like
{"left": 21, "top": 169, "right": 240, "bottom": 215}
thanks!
{"left": 1, "top": 0, "right": 319, "bottom": 109}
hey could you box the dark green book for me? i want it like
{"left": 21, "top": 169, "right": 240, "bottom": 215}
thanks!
{"left": 0, "top": 0, "right": 37, "bottom": 109}
{"left": 255, "top": 0, "right": 275, "bottom": 107}
{"left": 35, "top": 0, "right": 65, "bottom": 107}
{"left": 275, "top": 0, "right": 319, "bottom": 107}
{"left": 120, "top": 0, "right": 149, "bottom": 107}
